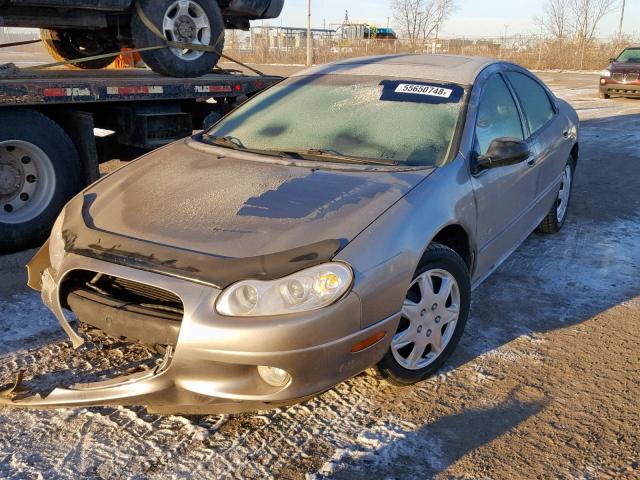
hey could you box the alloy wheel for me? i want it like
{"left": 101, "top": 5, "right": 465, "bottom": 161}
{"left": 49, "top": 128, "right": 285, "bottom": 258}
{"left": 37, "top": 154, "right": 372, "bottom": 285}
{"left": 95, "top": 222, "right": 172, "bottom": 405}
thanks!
{"left": 556, "top": 163, "right": 572, "bottom": 222}
{"left": 162, "top": 0, "right": 211, "bottom": 61}
{"left": 391, "top": 269, "right": 461, "bottom": 370}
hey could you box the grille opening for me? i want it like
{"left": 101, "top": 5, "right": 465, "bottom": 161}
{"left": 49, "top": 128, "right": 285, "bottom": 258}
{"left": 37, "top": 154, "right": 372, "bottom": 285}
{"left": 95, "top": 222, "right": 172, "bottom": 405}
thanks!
{"left": 61, "top": 269, "right": 183, "bottom": 314}
{"left": 60, "top": 270, "right": 184, "bottom": 348}
{"left": 612, "top": 72, "right": 639, "bottom": 82}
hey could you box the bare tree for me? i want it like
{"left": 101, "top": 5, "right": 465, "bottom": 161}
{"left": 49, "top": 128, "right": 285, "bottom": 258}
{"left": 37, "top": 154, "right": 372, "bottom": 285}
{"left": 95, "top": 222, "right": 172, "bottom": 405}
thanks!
{"left": 569, "top": 0, "right": 618, "bottom": 42}
{"left": 391, "top": 0, "right": 457, "bottom": 50}
{"left": 537, "top": 0, "right": 617, "bottom": 40}
{"left": 423, "top": 0, "right": 458, "bottom": 38}
{"left": 568, "top": 0, "right": 618, "bottom": 67}
{"left": 536, "top": 0, "right": 572, "bottom": 39}
{"left": 536, "top": 0, "right": 617, "bottom": 68}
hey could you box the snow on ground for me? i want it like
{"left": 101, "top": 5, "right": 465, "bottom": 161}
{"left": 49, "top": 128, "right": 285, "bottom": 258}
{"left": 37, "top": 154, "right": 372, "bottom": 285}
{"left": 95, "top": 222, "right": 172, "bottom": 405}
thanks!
{"left": 0, "top": 292, "right": 59, "bottom": 353}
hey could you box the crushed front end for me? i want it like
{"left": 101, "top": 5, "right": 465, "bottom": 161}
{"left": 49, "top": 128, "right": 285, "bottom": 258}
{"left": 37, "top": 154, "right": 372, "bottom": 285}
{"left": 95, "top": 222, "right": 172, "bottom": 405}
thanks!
{"left": 1, "top": 209, "right": 397, "bottom": 414}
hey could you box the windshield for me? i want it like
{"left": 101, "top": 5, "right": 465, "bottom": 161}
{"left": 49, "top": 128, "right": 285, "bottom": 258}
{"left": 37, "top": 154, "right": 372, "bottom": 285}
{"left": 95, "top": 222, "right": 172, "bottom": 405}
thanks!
{"left": 616, "top": 48, "right": 640, "bottom": 63}
{"left": 203, "top": 75, "right": 465, "bottom": 167}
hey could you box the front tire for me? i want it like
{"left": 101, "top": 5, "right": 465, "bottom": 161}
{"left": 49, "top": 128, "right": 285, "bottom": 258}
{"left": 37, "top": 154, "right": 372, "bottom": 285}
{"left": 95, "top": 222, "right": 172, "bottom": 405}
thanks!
{"left": 0, "top": 110, "right": 82, "bottom": 252}
{"left": 131, "top": 0, "right": 225, "bottom": 77}
{"left": 376, "top": 243, "right": 471, "bottom": 385}
{"left": 598, "top": 91, "right": 610, "bottom": 99}
{"left": 536, "top": 158, "right": 574, "bottom": 234}
{"left": 41, "top": 29, "right": 118, "bottom": 70}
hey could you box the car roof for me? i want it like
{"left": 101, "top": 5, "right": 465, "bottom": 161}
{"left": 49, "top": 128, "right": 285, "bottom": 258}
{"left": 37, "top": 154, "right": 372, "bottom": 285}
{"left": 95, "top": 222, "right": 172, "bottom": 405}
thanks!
{"left": 291, "top": 54, "right": 499, "bottom": 86}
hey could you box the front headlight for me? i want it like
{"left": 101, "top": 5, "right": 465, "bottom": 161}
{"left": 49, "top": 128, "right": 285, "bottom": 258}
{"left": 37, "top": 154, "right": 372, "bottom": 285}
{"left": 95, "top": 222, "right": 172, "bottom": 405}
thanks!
{"left": 600, "top": 69, "right": 611, "bottom": 78}
{"left": 49, "top": 210, "right": 66, "bottom": 273}
{"left": 216, "top": 262, "right": 353, "bottom": 317}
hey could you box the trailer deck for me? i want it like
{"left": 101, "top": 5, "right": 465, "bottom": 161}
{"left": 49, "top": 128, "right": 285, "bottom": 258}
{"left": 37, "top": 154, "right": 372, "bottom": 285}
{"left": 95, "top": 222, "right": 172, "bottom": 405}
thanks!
{"left": 0, "top": 69, "right": 281, "bottom": 106}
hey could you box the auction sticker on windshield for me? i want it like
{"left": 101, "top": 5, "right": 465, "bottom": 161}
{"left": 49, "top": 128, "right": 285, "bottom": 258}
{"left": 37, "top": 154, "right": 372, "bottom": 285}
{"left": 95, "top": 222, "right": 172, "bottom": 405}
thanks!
{"left": 379, "top": 80, "right": 464, "bottom": 104}
{"left": 394, "top": 83, "right": 452, "bottom": 98}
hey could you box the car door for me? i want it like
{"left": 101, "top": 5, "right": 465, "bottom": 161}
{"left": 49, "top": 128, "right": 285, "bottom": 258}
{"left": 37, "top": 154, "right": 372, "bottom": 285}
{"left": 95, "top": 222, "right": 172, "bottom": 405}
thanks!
{"left": 503, "top": 71, "right": 571, "bottom": 202}
{"left": 470, "top": 72, "right": 540, "bottom": 282}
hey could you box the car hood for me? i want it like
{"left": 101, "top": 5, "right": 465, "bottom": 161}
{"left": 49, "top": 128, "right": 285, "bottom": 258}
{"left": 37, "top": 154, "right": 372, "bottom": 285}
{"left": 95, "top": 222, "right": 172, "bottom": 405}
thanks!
{"left": 609, "top": 62, "right": 640, "bottom": 72}
{"left": 81, "top": 139, "right": 430, "bottom": 260}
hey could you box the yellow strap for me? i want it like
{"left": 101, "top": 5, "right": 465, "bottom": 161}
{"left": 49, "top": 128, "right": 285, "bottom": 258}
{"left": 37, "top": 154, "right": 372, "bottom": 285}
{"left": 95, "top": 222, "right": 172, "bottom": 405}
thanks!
{"left": 0, "top": 39, "right": 42, "bottom": 50}
{"left": 19, "top": 45, "right": 164, "bottom": 71}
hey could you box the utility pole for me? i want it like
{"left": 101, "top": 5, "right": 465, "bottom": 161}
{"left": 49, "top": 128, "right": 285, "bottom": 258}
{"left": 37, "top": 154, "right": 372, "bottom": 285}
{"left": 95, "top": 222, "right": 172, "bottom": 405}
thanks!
{"left": 306, "top": 0, "right": 312, "bottom": 66}
{"left": 618, "top": 0, "right": 626, "bottom": 37}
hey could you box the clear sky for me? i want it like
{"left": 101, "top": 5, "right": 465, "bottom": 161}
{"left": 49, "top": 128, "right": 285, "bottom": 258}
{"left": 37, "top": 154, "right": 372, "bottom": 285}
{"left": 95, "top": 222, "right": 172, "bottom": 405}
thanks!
{"left": 262, "top": 0, "right": 638, "bottom": 38}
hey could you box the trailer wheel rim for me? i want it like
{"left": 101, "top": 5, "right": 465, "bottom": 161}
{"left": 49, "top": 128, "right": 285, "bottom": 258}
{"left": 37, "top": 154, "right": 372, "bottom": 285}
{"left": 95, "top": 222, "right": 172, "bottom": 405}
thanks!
{"left": 0, "top": 140, "right": 56, "bottom": 224}
{"left": 162, "top": 0, "right": 211, "bottom": 61}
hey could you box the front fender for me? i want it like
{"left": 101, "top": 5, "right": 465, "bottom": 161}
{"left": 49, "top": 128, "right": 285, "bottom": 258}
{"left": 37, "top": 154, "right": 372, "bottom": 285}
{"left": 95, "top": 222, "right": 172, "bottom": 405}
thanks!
{"left": 336, "top": 156, "right": 477, "bottom": 329}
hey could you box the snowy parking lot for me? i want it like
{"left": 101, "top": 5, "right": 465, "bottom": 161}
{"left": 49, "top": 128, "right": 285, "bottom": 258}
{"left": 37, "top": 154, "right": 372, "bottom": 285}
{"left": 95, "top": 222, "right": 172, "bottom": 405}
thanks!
{"left": 0, "top": 71, "right": 639, "bottom": 479}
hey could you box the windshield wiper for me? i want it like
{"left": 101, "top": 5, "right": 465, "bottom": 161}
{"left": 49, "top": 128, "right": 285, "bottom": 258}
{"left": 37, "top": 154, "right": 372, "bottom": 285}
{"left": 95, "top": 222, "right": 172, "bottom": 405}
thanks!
{"left": 205, "top": 137, "right": 397, "bottom": 166}
{"left": 206, "top": 136, "right": 289, "bottom": 158}
{"left": 299, "top": 149, "right": 398, "bottom": 166}
{"left": 206, "top": 135, "right": 244, "bottom": 150}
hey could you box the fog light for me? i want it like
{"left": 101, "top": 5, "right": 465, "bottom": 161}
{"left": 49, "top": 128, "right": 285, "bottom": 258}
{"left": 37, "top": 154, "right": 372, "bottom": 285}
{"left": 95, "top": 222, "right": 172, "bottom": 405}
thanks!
{"left": 257, "top": 365, "right": 291, "bottom": 387}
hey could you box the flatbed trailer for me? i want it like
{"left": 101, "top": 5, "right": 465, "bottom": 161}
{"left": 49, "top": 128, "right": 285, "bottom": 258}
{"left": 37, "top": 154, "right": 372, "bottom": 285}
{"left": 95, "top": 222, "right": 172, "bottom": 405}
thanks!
{"left": 0, "top": 69, "right": 281, "bottom": 252}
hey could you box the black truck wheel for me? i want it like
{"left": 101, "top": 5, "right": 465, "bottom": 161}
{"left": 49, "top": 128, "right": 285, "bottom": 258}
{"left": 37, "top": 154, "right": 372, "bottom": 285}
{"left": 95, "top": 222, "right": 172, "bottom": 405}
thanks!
{"left": 131, "top": 0, "right": 225, "bottom": 77}
{"left": 0, "top": 110, "right": 82, "bottom": 253}
{"left": 41, "top": 29, "right": 119, "bottom": 70}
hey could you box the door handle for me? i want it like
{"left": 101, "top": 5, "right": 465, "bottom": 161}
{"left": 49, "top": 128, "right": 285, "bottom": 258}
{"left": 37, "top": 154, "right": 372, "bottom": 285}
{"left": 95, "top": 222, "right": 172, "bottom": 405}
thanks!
{"left": 527, "top": 156, "right": 536, "bottom": 167}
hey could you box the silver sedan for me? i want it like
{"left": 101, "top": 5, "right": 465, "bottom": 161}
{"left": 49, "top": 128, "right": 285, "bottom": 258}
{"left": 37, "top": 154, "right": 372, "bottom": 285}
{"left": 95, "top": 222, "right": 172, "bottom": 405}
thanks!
{"left": 2, "top": 54, "right": 579, "bottom": 414}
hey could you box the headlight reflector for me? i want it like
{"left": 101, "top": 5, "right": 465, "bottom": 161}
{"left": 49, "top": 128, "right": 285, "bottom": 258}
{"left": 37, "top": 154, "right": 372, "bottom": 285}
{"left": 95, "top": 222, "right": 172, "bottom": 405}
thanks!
{"left": 600, "top": 69, "right": 611, "bottom": 78}
{"left": 216, "top": 262, "right": 352, "bottom": 316}
{"left": 49, "top": 210, "right": 66, "bottom": 273}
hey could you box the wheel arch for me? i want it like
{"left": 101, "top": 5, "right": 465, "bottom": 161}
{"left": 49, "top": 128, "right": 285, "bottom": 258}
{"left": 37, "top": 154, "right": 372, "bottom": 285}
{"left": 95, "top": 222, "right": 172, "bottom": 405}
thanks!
{"left": 424, "top": 223, "right": 474, "bottom": 273}
{"left": 570, "top": 142, "right": 579, "bottom": 165}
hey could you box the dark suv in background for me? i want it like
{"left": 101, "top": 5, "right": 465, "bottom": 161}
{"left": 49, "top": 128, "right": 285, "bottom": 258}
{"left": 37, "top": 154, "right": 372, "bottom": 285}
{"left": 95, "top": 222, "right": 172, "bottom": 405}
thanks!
{"left": 0, "top": 0, "right": 284, "bottom": 77}
{"left": 599, "top": 46, "right": 640, "bottom": 99}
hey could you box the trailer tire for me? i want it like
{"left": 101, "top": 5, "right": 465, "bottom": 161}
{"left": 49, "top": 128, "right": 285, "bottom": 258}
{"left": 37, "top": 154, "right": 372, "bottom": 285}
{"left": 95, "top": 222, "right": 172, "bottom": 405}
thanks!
{"left": 41, "top": 29, "right": 118, "bottom": 70}
{"left": 131, "top": 0, "right": 225, "bottom": 77}
{"left": 0, "top": 110, "right": 83, "bottom": 253}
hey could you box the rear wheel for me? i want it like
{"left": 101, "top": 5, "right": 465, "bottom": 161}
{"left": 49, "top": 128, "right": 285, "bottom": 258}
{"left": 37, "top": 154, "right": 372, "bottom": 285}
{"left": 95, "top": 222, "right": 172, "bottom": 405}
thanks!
{"left": 0, "top": 110, "right": 82, "bottom": 252}
{"left": 41, "top": 29, "right": 119, "bottom": 70}
{"left": 131, "top": 0, "right": 225, "bottom": 77}
{"left": 376, "top": 243, "right": 471, "bottom": 385}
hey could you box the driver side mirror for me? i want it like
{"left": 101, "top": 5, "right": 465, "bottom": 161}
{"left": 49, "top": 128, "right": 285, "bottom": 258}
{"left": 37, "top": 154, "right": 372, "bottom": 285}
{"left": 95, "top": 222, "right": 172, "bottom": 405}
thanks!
{"left": 475, "top": 137, "right": 530, "bottom": 170}
{"left": 609, "top": 57, "right": 617, "bottom": 63}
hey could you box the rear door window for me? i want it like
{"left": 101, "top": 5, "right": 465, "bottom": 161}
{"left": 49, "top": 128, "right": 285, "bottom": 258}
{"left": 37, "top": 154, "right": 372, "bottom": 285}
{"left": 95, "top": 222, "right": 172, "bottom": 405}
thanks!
{"left": 505, "top": 72, "right": 555, "bottom": 136}
{"left": 475, "top": 74, "right": 524, "bottom": 155}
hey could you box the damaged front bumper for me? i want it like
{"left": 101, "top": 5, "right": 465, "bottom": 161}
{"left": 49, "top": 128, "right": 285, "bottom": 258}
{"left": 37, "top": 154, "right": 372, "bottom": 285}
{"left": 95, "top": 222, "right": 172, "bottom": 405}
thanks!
{"left": 1, "top": 250, "right": 397, "bottom": 414}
